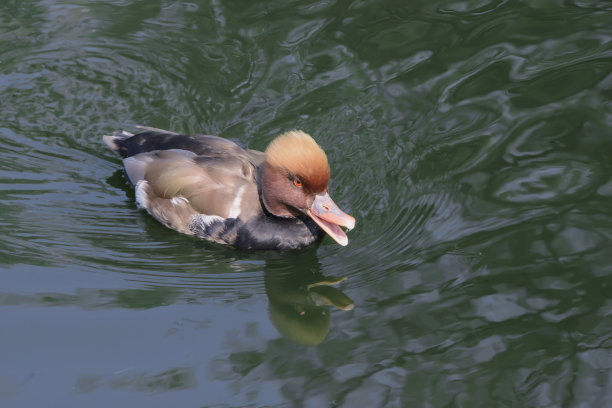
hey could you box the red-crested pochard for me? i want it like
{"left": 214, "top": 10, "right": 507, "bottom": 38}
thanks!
{"left": 103, "top": 127, "right": 355, "bottom": 250}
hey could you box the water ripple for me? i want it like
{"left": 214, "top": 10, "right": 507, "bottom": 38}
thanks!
{"left": 2, "top": 0, "right": 612, "bottom": 405}
{"left": 492, "top": 158, "right": 597, "bottom": 204}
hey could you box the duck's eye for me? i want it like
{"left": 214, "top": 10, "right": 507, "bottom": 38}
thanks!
{"left": 293, "top": 178, "right": 302, "bottom": 187}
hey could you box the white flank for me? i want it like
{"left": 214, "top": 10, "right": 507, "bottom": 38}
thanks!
{"left": 134, "top": 180, "right": 150, "bottom": 209}
{"left": 228, "top": 185, "right": 245, "bottom": 219}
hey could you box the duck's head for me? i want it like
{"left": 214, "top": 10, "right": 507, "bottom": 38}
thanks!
{"left": 261, "top": 130, "right": 355, "bottom": 246}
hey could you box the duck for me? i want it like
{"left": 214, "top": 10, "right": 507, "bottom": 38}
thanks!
{"left": 103, "top": 127, "right": 355, "bottom": 250}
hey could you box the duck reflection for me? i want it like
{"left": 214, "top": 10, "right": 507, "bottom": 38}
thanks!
{"left": 263, "top": 249, "right": 354, "bottom": 346}
{"left": 106, "top": 171, "right": 354, "bottom": 345}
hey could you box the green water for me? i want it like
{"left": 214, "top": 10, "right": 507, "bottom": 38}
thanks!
{"left": 1, "top": 0, "right": 612, "bottom": 406}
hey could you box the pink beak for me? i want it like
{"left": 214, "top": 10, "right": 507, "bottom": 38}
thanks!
{"left": 307, "top": 192, "right": 355, "bottom": 246}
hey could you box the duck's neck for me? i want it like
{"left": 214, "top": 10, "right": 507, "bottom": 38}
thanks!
{"left": 258, "top": 163, "right": 295, "bottom": 218}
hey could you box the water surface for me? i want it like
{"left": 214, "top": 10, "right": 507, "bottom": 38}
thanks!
{"left": 1, "top": 0, "right": 612, "bottom": 406}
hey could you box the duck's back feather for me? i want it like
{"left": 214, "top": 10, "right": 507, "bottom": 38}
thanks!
{"left": 105, "top": 129, "right": 247, "bottom": 157}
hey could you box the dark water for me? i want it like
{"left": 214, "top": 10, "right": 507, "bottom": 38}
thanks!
{"left": 1, "top": 0, "right": 612, "bottom": 406}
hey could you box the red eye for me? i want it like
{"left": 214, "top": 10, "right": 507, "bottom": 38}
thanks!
{"left": 294, "top": 178, "right": 302, "bottom": 187}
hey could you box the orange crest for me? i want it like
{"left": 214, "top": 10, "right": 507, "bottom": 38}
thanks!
{"left": 265, "top": 130, "right": 330, "bottom": 192}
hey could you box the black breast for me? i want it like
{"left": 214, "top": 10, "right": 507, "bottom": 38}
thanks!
{"left": 235, "top": 214, "right": 324, "bottom": 250}
{"left": 188, "top": 212, "right": 324, "bottom": 250}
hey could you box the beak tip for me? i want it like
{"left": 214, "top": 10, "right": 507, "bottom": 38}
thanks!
{"left": 345, "top": 217, "right": 356, "bottom": 231}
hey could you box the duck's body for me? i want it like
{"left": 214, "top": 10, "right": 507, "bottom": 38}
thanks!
{"left": 103, "top": 127, "right": 354, "bottom": 250}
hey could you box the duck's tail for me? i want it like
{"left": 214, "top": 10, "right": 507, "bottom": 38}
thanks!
{"left": 102, "top": 130, "right": 134, "bottom": 153}
{"left": 103, "top": 126, "right": 180, "bottom": 157}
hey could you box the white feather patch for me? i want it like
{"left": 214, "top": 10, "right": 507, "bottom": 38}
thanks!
{"left": 228, "top": 185, "right": 246, "bottom": 219}
{"left": 170, "top": 196, "right": 189, "bottom": 206}
{"left": 134, "top": 180, "right": 150, "bottom": 209}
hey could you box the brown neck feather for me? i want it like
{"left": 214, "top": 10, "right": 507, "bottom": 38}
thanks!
{"left": 261, "top": 163, "right": 298, "bottom": 218}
